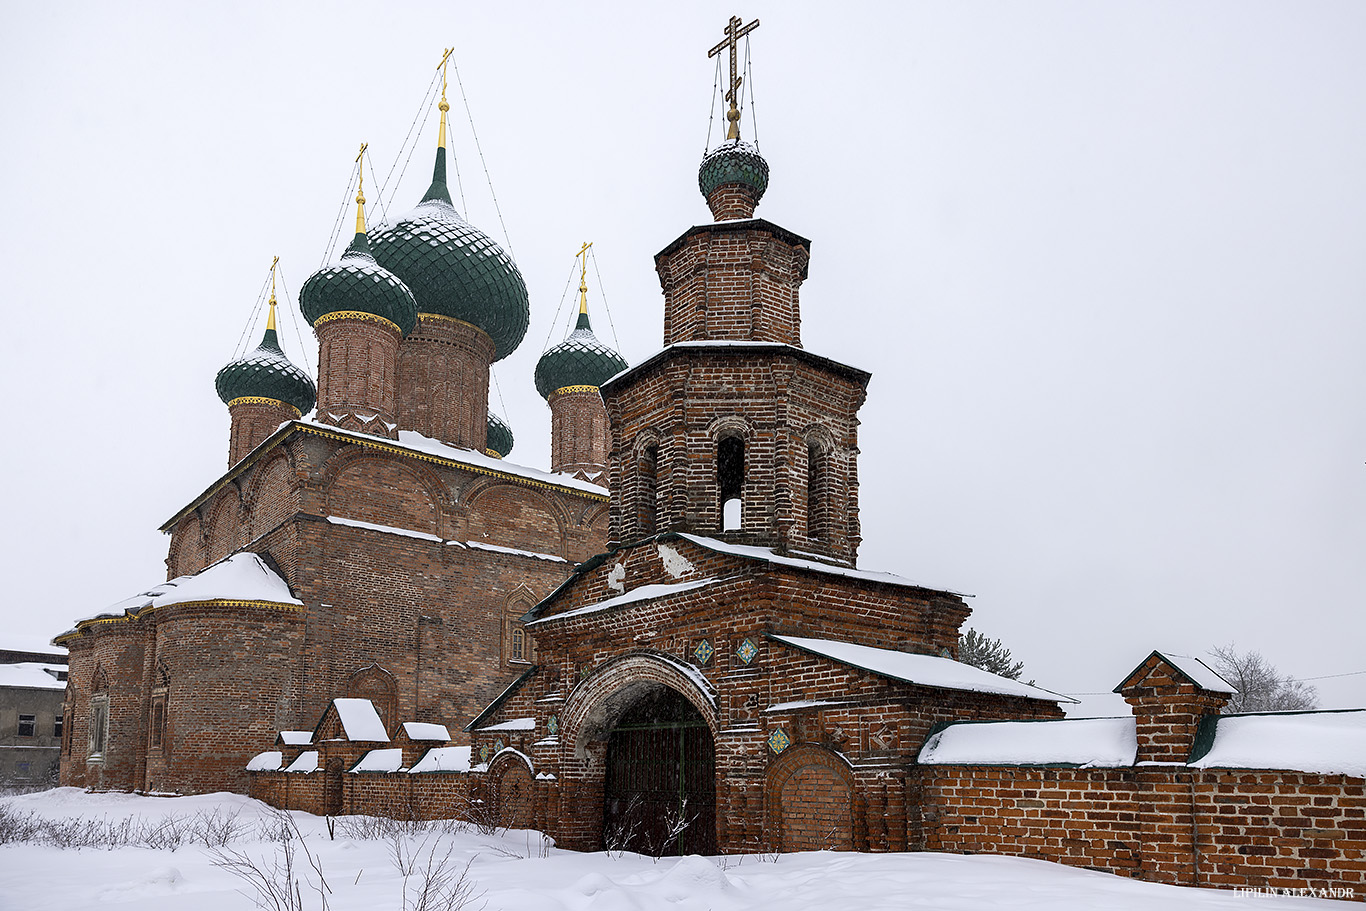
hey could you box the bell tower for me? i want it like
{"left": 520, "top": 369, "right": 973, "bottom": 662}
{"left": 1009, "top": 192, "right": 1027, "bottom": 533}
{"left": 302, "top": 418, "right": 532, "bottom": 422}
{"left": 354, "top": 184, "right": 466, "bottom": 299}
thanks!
{"left": 601, "top": 20, "right": 869, "bottom": 563}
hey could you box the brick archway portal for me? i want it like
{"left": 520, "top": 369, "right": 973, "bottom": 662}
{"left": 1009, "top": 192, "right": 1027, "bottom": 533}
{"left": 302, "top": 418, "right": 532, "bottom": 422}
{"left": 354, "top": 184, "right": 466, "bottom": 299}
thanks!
{"left": 602, "top": 685, "right": 717, "bottom": 856}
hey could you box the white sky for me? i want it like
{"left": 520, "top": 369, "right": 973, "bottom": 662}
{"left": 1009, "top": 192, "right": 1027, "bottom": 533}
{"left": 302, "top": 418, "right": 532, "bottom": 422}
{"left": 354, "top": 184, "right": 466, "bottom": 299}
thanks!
{"left": 2, "top": 2, "right": 1363, "bottom": 707}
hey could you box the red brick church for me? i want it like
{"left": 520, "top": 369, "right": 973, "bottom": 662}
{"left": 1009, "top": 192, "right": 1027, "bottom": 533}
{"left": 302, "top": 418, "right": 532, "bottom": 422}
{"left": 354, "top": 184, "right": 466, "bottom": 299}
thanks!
{"left": 56, "top": 22, "right": 1364, "bottom": 894}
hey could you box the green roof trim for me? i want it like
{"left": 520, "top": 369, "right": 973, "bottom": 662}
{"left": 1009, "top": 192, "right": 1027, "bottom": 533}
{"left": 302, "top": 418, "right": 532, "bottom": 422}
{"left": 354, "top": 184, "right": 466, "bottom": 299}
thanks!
{"left": 298, "top": 232, "right": 418, "bottom": 336}
{"left": 370, "top": 148, "right": 529, "bottom": 361}
{"left": 215, "top": 325, "right": 316, "bottom": 415}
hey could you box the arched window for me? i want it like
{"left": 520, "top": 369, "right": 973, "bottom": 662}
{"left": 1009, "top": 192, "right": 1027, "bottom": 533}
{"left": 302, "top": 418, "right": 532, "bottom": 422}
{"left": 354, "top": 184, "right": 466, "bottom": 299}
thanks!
{"left": 807, "top": 440, "right": 828, "bottom": 541}
{"left": 718, "top": 434, "right": 745, "bottom": 531}
{"left": 639, "top": 443, "right": 659, "bottom": 536}
{"left": 506, "top": 598, "right": 533, "bottom": 666}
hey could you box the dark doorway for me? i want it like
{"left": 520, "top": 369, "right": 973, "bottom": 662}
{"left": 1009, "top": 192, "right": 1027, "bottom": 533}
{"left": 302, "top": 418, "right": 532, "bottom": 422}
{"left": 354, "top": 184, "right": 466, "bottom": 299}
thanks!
{"left": 602, "top": 686, "right": 716, "bottom": 855}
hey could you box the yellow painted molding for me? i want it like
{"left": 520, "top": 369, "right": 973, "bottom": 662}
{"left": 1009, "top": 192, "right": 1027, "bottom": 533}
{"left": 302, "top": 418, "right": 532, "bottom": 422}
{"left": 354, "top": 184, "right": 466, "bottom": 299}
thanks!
{"left": 313, "top": 310, "right": 402, "bottom": 334}
{"left": 227, "top": 397, "right": 302, "bottom": 417}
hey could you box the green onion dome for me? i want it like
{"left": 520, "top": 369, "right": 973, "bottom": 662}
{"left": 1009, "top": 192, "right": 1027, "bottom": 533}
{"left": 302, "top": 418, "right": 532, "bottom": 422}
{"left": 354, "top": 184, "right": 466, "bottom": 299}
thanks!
{"left": 534, "top": 311, "right": 629, "bottom": 400}
{"left": 370, "top": 150, "right": 529, "bottom": 362}
{"left": 215, "top": 322, "right": 316, "bottom": 416}
{"left": 485, "top": 411, "right": 514, "bottom": 459}
{"left": 698, "top": 138, "right": 769, "bottom": 205}
{"left": 299, "top": 231, "right": 418, "bottom": 337}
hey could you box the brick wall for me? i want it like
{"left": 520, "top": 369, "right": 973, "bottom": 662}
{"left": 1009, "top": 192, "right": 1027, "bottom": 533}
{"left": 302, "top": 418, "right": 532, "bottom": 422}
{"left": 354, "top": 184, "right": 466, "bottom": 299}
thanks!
{"left": 395, "top": 315, "right": 494, "bottom": 451}
{"left": 917, "top": 765, "right": 1366, "bottom": 897}
{"left": 604, "top": 351, "right": 867, "bottom": 562}
{"left": 548, "top": 387, "right": 610, "bottom": 478}
{"left": 315, "top": 316, "right": 402, "bottom": 437}
{"left": 227, "top": 399, "right": 298, "bottom": 467}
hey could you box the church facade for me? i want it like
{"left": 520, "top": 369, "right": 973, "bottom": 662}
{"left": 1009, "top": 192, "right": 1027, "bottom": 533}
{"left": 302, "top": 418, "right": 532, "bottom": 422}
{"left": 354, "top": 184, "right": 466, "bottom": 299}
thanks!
{"left": 55, "top": 73, "right": 625, "bottom": 794}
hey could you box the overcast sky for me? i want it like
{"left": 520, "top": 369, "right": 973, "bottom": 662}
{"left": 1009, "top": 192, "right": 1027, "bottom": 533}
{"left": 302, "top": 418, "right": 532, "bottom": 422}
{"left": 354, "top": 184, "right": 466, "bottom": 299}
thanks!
{"left": 2, "top": 2, "right": 1363, "bottom": 708}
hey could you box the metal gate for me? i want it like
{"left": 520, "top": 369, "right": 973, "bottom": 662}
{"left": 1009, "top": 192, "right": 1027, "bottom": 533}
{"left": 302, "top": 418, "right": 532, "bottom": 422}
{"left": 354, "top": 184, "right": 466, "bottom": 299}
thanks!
{"left": 602, "top": 687, "right": 716, "bottom": 856}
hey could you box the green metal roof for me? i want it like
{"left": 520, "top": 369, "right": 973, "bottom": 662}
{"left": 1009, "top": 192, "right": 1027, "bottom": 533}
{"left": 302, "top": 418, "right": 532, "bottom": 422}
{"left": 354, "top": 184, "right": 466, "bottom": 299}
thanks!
{"left": 215, "top": 325, "right": 316, "bottom": 415}
{"left": 698, "top": 139, "right": 769, "bottom": 203}
{"left": 486, "top": 411, "right": 514, "bottom": 458}
{"left": 370, "top": 149, "right": 529, "bottom": 362}
{"left": 533, "top": 311, "right": 628, "bottom": 400}
{"left": 298, "top": 232, "right": 418, "bottom": 336}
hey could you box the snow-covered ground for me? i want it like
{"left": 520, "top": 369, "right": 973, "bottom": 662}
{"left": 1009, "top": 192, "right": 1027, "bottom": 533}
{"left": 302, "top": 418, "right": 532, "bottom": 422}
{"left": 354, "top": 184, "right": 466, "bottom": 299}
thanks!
{"left": 0, "top": 789, "right": 1353, "bottom": 910}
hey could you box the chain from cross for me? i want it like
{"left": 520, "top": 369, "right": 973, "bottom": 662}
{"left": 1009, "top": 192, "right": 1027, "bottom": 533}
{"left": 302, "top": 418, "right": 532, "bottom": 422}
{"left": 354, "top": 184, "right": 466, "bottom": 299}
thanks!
{"left": 708, "top": 15, "right": 759, "bottom": 140}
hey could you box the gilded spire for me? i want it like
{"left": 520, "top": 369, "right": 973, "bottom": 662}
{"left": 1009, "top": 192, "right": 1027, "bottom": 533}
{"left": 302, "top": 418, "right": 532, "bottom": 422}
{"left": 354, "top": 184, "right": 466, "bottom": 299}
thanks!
{"left": 422, "top": 50, "right": 455, "bottom": 204}
{"left": 266, "top": 256, "right": 279, "bottom": 333}
{"left": 354, "top": 142, "right": 369, "bottom": 235}
{"left": 708, "top": 16, "right": 760, "bottom": 141}
{"left": 438, "top": 47, "right": 453, "bottom": 150}
{"left": 576, "top": 241, "right": 593, "bottom": 326}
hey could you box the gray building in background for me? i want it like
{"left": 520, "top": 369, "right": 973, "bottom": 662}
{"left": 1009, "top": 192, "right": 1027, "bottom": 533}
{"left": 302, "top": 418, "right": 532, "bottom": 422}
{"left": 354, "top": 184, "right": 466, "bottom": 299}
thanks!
{"left": 0, "top": 648, "right": 67, "bottom": 789}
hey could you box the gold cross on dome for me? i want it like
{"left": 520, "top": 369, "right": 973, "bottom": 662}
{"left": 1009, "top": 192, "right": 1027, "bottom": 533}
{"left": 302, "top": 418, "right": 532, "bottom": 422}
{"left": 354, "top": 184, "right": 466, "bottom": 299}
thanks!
{"left": 708, "top": 15, "right": 760, "bottom": 140}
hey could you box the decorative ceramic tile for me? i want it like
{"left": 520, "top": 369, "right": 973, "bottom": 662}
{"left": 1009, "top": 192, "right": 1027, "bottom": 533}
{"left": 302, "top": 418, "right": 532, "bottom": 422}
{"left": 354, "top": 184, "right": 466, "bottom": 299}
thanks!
{"left": 767, "top": 727, "right": 791, "bottom": 754}
{"left": 694, "top": 639, "right": 714, "bottom": 665}
{"left": 547, "top": 714, "right": 559, "bottom": 736}
{"left": 736, "top": 637, "right": 759, "bottom": 665}
{"left": 479, "top": 743, "right": 490, "bottom": 763}
{"left": 493, "top": 739, "right": 505, "bottom": 754}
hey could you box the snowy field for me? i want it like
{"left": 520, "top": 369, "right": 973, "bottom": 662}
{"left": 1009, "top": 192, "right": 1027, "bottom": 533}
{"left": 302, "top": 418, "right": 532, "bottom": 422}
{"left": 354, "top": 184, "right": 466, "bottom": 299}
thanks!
{"left": 0, "top": 789, "right": 1353, "bottom": 910}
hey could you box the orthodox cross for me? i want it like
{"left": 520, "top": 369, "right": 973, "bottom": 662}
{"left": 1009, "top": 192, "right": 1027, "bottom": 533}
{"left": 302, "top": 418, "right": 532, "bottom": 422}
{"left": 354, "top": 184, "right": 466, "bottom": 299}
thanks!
{"left": 708, "top": 15, "right": 760, "bottom": 140}
{"left": 437, "top": 47, "right": 453, "bottom": 147}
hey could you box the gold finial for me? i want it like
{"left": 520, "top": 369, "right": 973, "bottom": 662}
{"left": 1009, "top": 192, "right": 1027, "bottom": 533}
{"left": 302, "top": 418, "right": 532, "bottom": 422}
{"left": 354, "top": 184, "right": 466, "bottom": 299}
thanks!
{"left": 267, "top": 256, "right": 279, "bottom": 331}
{"left": 354, "top": 142, "right": 369, "bottom": 235}
{"left": 437, "top": 47, "right": 453, "bottom": 150}
{"left": 708, "top": 15, "right": 760, "bottom": 141}
{"left": 577, "top": 242, "right": 593, "bottom": 315}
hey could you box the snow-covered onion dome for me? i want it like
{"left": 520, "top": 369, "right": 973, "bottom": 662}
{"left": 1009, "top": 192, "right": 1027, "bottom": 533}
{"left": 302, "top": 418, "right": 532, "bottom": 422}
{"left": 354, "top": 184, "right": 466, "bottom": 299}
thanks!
{"left": 698, "top": 138, "right": 769, "bottom": 206}
{"left": 534, "top": 309, "right": 628, "bottom": 401}
{"left": 215, "top": 305, "right": 316, "bottom": 416}
{"left": 485, "top": 411, "right": 514, "bottom": 459}
{"left": 370, "top": 148, "right": 529, "bottom": 362}
{"left": 299, "top": 222, "right": 418, "bottom": 337}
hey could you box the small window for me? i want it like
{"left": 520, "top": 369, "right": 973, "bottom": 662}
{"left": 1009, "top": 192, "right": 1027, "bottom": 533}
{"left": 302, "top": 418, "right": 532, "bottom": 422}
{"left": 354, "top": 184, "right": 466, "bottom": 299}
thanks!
{"left": 17, "top": 714, "right": 35, "bottom": 737}
{"left": 718, "top": 435, "right": 745, "bottom": 531}
{"left": 53, "top": 714, "right": 63, "bottom": 739}
{"left": 511, "top": 628, "right": 525, "bottom": 662}
{"left": 89, "top": 697, "right": 109, "bottom": 760}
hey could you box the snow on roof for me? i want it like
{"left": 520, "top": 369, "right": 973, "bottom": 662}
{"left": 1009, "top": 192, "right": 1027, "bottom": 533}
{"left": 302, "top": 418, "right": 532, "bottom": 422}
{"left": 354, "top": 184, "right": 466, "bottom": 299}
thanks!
{"left": 401, "top": 722, "right": 450, "bottom": 741}
{"left": 350, "top": 748, "right": 404, "bottom": 773}
{"left": 277, "top": 730, "right": 312, "bottom": 746}
{"left": 770, "top": 635, "right": 1076, "bottom": 703}
{"left": 327, "top": 515, "right": 442, "bottom": 543}
{"left": 246, "top": 751, "right": 283, "bottom": 772}
{"left": 284, "top": 750, "right": 318, "bottom": 773}
{"left": 461, "top": 541, "right": 568, "bottom": 563}
{"left": 765, "top": 699, "right": 849, "bottom": 713}
{"left": 528, "top": 578, "right": 718, "bottom": 625}
{"left": 331, "top": 698, "right": 390, "bottom": 742}
{"left": 919, "top": 717, "right": 1137, "bottom": 768}
{"left": 1155, "top": 652, "right": 1236, "bottom": 694}
{"left": 1188, "top": 710, "right": 1366, "bottom": 777}
{"left": 85, "top": 554, "right": 301, "bottom": 628}
{"left": 408, "top": 745, "right": 473, "bottom": 774}
{"left": 676, "top": 534, "right": 960, "bottom": 594}
{"left": 0, "top": 663, "right": 66, "bottom": 690}
{"left": 388, "top": 428, "right": 607, "bottom": 497}
{"left": 476, "top": 717, "right": 536, "bottom": 733}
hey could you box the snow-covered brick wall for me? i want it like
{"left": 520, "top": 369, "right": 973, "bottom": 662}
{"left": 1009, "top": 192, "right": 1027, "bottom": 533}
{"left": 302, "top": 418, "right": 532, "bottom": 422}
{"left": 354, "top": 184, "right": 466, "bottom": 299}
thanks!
{"left": 919, "top": 717, "right": 1137, "bottom": 768}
